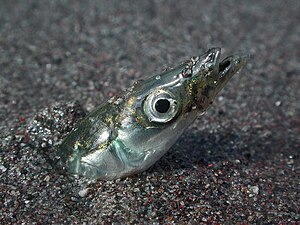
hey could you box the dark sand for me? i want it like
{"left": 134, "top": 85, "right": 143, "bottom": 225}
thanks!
{"left": 0, "top": 1, "right": 299, "bottom": 224}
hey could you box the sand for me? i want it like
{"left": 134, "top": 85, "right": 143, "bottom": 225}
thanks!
{"left": 0, "top": 1, "right": 299, "bottom": 224}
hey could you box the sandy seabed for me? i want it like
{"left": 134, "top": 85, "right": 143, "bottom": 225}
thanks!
{"left": 0, "top": 1, "right": 299, "bottom": 224}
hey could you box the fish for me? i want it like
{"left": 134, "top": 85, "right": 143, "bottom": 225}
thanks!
{"left": 58, "top": 48, "right": 247, "bottom": 180}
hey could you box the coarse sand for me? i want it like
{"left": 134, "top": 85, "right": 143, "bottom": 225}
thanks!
{"left": 0, "top": 1, "right": 299, "bottom": 224}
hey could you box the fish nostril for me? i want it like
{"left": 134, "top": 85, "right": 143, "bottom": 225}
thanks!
{"left": 219, "top": 60, "right": 231, "bottom": 73}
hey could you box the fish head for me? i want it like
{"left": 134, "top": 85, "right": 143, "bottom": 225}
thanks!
{"left": 117, "top": 48, "right": 247, "bottom": 170}
{"left": 130, "top": 48, "right": 247, "bottom": 127}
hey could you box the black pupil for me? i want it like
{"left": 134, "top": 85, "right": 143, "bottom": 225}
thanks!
{"left": 155, "top": 99, "right": 170, "bottom": 113}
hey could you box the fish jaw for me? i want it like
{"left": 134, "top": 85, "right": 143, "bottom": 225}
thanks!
{"left": 188, "top": 48, "right": 248, "bottom": 111}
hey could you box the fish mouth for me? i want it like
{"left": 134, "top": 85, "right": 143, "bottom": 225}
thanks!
{"left": 205, "top": 47, "right": 248, "bottom": 80}
{"left": 217, "top": 53, "right": 248, "bottom": 80}
{"left": 192, "top": 48, "right": 248, "bottom": 108}
{"left": 201, "top": 48, "right": 248, "bottom": 95}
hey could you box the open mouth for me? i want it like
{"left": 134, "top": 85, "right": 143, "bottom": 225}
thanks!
{"left": 194, "top": 48, "right": 248, "bottom": 81}
{"left": 209, "top": 48, "right": 248, "bottom": 79}
{"left": 206, "top": 48, "right": 235, "bottom": 79}
{"left": 218, "top": 57, "right": 232, "bottom": 77}
{"left": 219, "top": 59, "right": 231, "bottom": 73}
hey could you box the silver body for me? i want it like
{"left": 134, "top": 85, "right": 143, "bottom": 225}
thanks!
{"left": 58, "top": 48, "right": 247, "bottom": 180}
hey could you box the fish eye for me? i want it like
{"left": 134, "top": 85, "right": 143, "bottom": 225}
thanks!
{"left": 154, "top": 99, "right": 170, "bottom": 113}
{"left": 143, "top": 90, "right": 180, "bottom": 123}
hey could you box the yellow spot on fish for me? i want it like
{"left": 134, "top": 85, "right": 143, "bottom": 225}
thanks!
{"left": 127, "top": 96, "right": 136, "bottom": 106}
